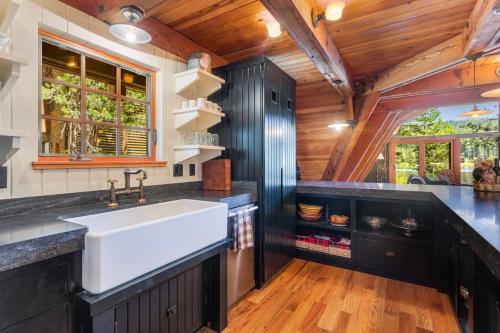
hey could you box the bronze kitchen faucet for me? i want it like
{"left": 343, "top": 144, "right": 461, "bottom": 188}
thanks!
{"left": 106, "top": 168, "right": 147, "bottom": 207}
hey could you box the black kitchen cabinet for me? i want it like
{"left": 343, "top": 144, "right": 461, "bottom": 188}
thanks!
{"left": 212, "top": 56, "right": 296, "bottom": 286}
{"left": 80, "top": 263, "right": 208, "bottom": 333}
{"left": 0, "top": 252, "right": 79, "bottom": 333}
{"left": 475, "top": 256, "right": 500, "bottom": 333}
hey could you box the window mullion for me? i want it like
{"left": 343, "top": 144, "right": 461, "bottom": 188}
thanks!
{"left": 116, "top": 66, "right": 122, "bottom": 156}
{"left": 80, "top": 54, "right": 87, "bottom": 155}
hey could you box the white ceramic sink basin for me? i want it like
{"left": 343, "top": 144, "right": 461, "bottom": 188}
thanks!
{"left": 66, "top": 199, "right": 228, "bottom": 294}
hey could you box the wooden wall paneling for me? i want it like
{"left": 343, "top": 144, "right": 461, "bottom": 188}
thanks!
{"left": 322, "top": 93, "right": 380, "bottom": 180}
{"left": 260, "top": 0, "right": 353, "bottom": 96}
{"left": 462, "top": 0, "right": 500, "bottom": 56}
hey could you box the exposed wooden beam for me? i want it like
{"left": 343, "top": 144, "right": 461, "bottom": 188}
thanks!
{"left": 59, "top": 0, "right": 228, "bottom": 67}
{"left": 260, "top": 0, "right": 353, "bottom": 96}
{"left": 463, "top": 0, "right": 500, "bottom": 56}
{"left": 321, "top": 93, "right": 380, "bottom": 180}
{"left": 367, "top": 35, "right": 466, "bottom": 94}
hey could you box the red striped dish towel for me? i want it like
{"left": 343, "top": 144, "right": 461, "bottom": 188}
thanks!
{"left": 232, "top": 209, "right": 254, "bottom": 251}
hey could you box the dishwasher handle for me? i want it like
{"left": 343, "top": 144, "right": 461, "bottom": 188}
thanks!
{"left": 228, "top": 206, "right": 258, "bottom": 218}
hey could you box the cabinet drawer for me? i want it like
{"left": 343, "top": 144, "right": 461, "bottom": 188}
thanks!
{"left": 0, "top": 255, "right": 72, "bottom": 330}
{"left": 355, "top": 237, "right": 433, "bottom": 284}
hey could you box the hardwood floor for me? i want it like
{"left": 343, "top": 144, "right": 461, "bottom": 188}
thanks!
{"left": 200, "top": 259, "right": 460, "bottom": 333}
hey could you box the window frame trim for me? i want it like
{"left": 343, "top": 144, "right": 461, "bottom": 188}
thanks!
{"left": 36, "top": 30, "right": 163, "bottom": 168}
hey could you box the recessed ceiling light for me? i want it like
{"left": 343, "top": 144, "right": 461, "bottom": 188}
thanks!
{"left": 266, "top": 21, "right": 281, "bottom": 38}
{"left": 109, "top": 6, "right": 152, "bottom": 44}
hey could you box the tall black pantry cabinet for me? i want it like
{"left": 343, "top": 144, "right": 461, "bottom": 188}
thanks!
{"left": 211, "top": 56, "right": 296, "bottom": 286}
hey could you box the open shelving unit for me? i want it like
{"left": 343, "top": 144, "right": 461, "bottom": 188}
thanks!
{"left": 174, "top": 68, "right": 225, "bottom": 99}
{"left": 0, "top": 128, "right": 27, "bottom": 164}
{"left": 174, "top": 107, "right": 225, "bottom": 132}
{"left": 173, "top": 144, "right": 225, "bottom": 164}
{"left": 173, "top": 68, "right": 226, "bottom": 163}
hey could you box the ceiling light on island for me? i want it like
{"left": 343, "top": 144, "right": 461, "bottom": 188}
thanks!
{"left": 481, "top": 88, "right": 500, "bottom": 98}
{"left": 109, "top": 6, "right": 152, "bottom": 44}
{"left": 266, "top": 21, "right": 281, "bottom": 38}
{"left": 459, "top": 57, "right": 493, "bottom": 118}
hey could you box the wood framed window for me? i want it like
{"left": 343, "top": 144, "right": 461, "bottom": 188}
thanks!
{"left": 33, "top": 31, "right": 165, "bottom": 169}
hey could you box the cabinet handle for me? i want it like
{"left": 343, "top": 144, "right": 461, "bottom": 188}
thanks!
{"left": 460, "top": 239, "right": 467, "bottom": 245}
{"left": 384, "top": 251, "right": 396, "bottom": 258}
{"left": 444, "top": 219, "right": 450, "bottom": 224}
{"left": 166, "top": 305, "right": 177, "bottom": 317}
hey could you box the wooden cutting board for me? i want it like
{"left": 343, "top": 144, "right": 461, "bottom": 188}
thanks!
{"left": 203, "top": 159, "right": 231, "bottom": 191}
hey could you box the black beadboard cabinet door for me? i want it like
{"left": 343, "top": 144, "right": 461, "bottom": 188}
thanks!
{"left": 212, "top": 56, "right": 296, "bottom": 285}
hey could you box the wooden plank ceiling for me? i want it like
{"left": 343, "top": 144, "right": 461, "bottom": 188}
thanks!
{"left": 145, "top": 0, "right": 476, "bottom": 82}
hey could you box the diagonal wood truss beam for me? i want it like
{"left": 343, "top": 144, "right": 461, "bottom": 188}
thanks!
{"left": 260, "top": 0, "right": 353, "bottom": 97}
{"left": 463, "top": 0, "right": 500, "bottom": 56}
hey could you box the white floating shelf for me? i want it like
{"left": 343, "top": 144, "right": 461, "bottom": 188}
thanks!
{"left": 173, "top": 145, "right": 225, "bottom": 164}
{"left": 0, "top": 51, "right": 28, "bottom": 102}
{"left": 0, "top": 0, "right": 21, "bottom": 34}
{"left": 0, "top": 128, "right": 27, "bottom": 165}
{"left": 174, "top": 107, "right": 225, "bottom": 132}
{"left": 174, "top": 68, "right": 225, "bottom": 99}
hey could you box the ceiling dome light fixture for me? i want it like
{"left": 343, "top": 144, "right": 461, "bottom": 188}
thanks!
{"left": 109, "top": 5, "right": 152, "bottom": 44}
{"left": 459, "top": 57, "right": 494, "bottom": 118}
{"left": 313, "top": 0, "right": 346, "bottom": 27}
{"left": 266, "top": 21, "right": 282, "bottom": 38}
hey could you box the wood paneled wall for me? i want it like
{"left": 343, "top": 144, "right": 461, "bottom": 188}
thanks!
{"left": 296, "top": 80, "right": 346, "bottom": 180}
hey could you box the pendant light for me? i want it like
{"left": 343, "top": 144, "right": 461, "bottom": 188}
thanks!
{"left": 481, "top": 88, "right": 500, "bottom": 98}
{"left": 459, "top": 58, "right": 494, "bottom": 118}
{"left": 109, "top": 6, "right": 152, "bottom": 44}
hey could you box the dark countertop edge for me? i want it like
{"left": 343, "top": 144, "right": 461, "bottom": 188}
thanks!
{"left": 76, "top": 238, "right": 233, "bottom": 316}
{"left": 0, "top": 228, "right": 87, "bottom": 273}
{"left": 0, "top": 182, "right": 257, "bottom": 272}
{"left": 297, "top": 182, "right": 500, "bottom": 280}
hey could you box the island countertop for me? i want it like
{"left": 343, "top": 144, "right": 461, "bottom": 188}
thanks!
{"left": 0, "top": 181, "right": 258, "bottom": 272}
{"left": 298, "top": 181, "right": 500, "bottom": 280}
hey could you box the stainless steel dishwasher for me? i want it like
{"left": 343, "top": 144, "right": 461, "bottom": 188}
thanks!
{"left": 227, "top": 204, "right": 257, "bottom": 306}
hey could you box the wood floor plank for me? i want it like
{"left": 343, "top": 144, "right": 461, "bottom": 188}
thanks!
{"left": 199, "top": 259, "right": 460, "bottom": 333}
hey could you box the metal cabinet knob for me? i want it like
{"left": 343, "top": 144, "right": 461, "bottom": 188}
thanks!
{"left": 166, "top": 305, "right": 177, "bottom": 317}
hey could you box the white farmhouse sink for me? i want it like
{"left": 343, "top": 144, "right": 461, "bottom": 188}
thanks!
{"left": 66, "top": 199, "right": 228, "bottom": 294}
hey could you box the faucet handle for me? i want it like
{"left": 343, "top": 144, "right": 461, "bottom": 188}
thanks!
{"left": 107, "top": 178, "right": 118, "bottom": 185}
{"left": 136, "top": 176, "right": 146, "bottom": 182}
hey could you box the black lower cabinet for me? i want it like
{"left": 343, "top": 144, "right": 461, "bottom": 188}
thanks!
{"left": 474, "top": 256, "right": 500, "bottom": 333}
{"left": 79, "top": 263, "right": 208, "bottom": 333}
{"left": 0, "top": 253, "right": 79, "bottom": 333}
{"left": 354, "top": 235, "right": 433, "bottom": 285}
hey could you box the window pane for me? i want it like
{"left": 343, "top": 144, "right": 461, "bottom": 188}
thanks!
{"left": 42, "top": 41, "right": 81, "bottom": 84}
{"left": 121, "top": 129, "right": 148, "bottom": 156}
{"left": 41, "top": 82, "right": 81, "bottom": 119}
{"left": 85, "top": 125, "right": 117, "bottom": 156}
{"left": 41, "top": 119, "right": 81, "bottom": 154}
{"left": 86, "top": 92, "right": 116, "bottom": 123}
{"left": 425, "top": 143, "right": 451, "bottom": 180}
{"left": 395, "top": 144, "right": 419, "bottom": 184}
{"left": 121, "top": 68, "right": 147, "bottom": 101}
{"left": 86, "top": 57, "right": 117, "bottom": 93}
{"left": 461, "top": 137, "right": 499, "bottom": 184}
{"left": 121, "top": 100, "right": 147, "bottom": 127}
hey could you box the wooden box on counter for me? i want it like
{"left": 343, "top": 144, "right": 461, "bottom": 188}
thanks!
{"left": 203, "top": 159, "right": 231, "bottom": 191}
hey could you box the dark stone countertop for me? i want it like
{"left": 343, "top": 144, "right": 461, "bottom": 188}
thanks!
{"left": 0, "top": 181, "right": 258, "bottom": 272}
{"left": 298, "top": 181, "right": 500, "bottom": 279}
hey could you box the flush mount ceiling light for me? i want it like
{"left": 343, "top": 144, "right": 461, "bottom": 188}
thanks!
{"left": 266, "top": 21, "right": 281, "bottom": 38}
{"left": 109, "top": 6, "right": 152, "bottom": 44}
{"left": 459, "top": 57, "right": 494, "bottom": 118}
{"left": 312, "top": 1, "right": 346, "bottom": 27}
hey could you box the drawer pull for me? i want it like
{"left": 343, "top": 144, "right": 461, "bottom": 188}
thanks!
{"left": 166, "top": 305, "right": 177, "bottom": 317}
{"left": 460, "top": 286, "right": 470, "bottom": 300}
{"left": 384, "top": 251, "right": 396, "bottom": 258}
